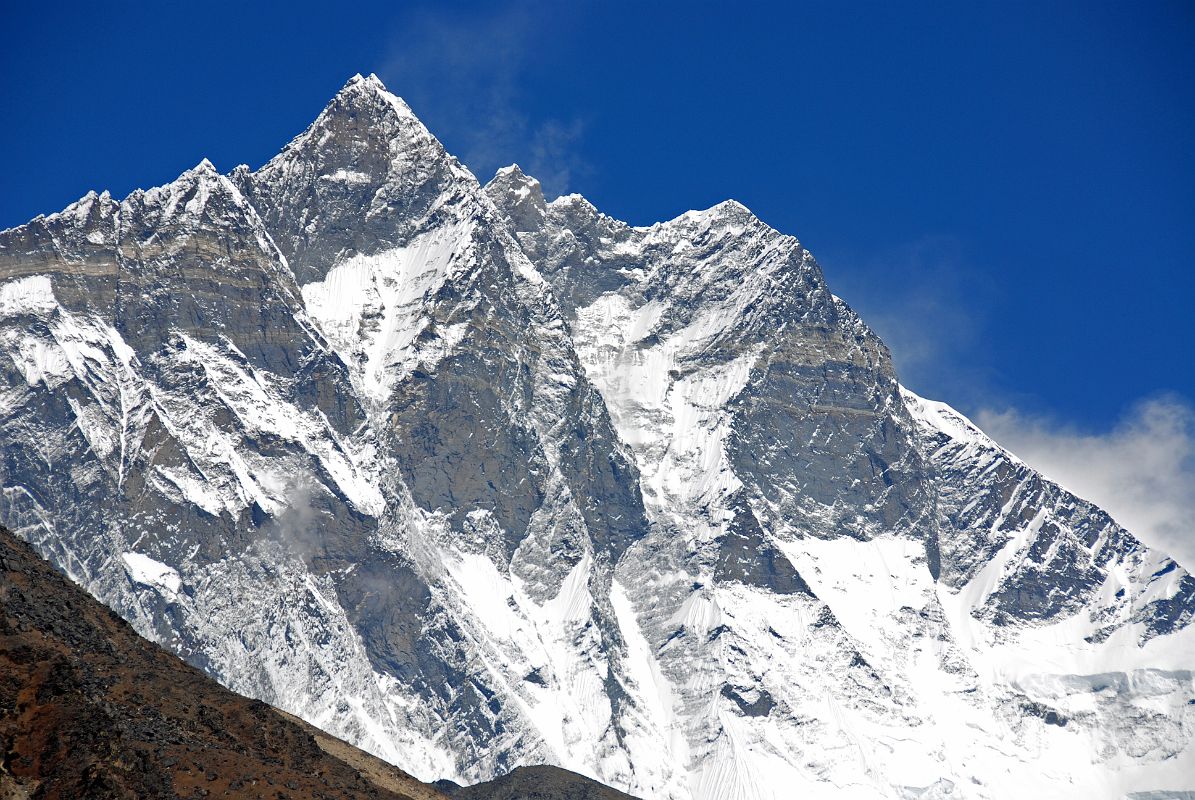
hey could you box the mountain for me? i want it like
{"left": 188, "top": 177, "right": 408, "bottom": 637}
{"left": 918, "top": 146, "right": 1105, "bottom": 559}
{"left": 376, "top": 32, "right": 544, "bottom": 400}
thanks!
{"left": 0, "top": 73, "right": 1191, "bottom": 799}
{"left": 0, "top": 525, "right": 639, "bottom": 800}
{"left": 0, "top": 523, "right": 441, "bottom": 799}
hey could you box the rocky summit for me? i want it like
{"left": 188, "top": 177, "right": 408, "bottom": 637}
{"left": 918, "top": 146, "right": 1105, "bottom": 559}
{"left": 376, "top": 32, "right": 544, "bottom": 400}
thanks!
{"left": 0, "top": 73, "right": 1191, "bottom": 799}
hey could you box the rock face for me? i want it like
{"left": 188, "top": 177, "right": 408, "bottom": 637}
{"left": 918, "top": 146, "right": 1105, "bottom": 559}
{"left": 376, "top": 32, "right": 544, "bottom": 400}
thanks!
{"left": 0, "top": 74, "right": 1192, "bottom": 799}
{"left": 0, "top": 525, "right": 640, "bottom": 800}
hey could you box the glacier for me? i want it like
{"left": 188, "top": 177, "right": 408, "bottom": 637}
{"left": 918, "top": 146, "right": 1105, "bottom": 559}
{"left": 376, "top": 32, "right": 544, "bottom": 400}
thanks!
{"left": 0, "top": 73, "right": 1191, "bottom": 799}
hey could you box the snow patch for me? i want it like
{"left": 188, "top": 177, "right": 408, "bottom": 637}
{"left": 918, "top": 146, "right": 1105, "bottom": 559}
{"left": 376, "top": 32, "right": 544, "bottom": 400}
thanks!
{"left": 0, "top": 275, "right": 58, "bottom": 319}
{"left": 121, "top": 551, "right": 182, "bottom": 596}
{"left": 302, "top": 224, "right": 472, "bottom": 404}
{"left": 900, "top": 386, "right": 1018, "bottom": 462}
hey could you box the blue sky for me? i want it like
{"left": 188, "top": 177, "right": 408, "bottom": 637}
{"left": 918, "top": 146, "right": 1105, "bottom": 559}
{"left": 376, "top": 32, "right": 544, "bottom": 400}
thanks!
{"left": 3, "top": 1, "right": 1193, "bottom": 556}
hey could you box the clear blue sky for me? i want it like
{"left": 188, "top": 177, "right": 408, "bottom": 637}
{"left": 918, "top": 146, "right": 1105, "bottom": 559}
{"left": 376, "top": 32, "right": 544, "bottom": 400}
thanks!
{"left": 3, "top": 0, "right": 1192, "bottom": 431}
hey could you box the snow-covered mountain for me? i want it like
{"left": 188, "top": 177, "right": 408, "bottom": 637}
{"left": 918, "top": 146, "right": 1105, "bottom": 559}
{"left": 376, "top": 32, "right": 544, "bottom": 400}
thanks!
{"left": 1, "top": 74, "right": 1191, "bottom": 799}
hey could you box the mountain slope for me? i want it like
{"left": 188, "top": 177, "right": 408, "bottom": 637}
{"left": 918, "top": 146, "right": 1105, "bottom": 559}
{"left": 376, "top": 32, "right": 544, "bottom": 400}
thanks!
{"left": 0, "top": 74, "right": 1192, "bottom": 799}
{"left": 0, "top": 524, "right": 442, "bottom": 800}
{"left": 0, "top": 525, "right": 643, "bottom": 800}
{"left": 485, "top": 164, "right": 1195, "bottom": 799}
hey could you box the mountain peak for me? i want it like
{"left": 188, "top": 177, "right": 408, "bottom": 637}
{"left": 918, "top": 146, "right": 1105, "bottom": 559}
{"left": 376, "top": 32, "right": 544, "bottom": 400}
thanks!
{"left": 119, "top": 156, "right": 264, "bottom": 239}
{"left": 359, "top": 72, "right": 389, "bottom": 92}
{"left": 242, "top": 73, "right": 477, "bottom": 284}
{"left": 494, "top": 163, "right": 530, "bottom": 181}
{"left": 185, "top": 157, "right": 219, "bottom": 177}
{"left": 675, "top": 198, "right": 755, "bottom": 226}
{"left": 158, "top": 157, "right": 236, "bottom": 198}
{"left": 264, "top": 72, "right": 445, "bottom": 171}
{"left": 5, "top": 71, "right": 1194, "bottom": 800}
{"left": 484, "top": 164, "right": 547, "bottom": 232}
{"left": 328, "top": 71, "right": 418, "bottom": 124}
{"left": 343, "top": 71, "right": 384, "bottom": 89}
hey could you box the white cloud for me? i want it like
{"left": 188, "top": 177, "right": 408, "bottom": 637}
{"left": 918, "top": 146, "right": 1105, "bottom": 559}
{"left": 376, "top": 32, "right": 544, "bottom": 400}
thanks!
{"left": 976, "top": 396, "right": 1195, "bottom": 570}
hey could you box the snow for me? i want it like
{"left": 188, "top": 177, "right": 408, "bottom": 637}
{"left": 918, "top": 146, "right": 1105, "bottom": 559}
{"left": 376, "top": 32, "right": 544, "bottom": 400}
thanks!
{"left": 900, "top": 386, "right": 1018, "bottom": 462}
{"left": 0, "top": 275, "right": 58, "bottom": 319}
{"left": 0, "top": 330, "right": 73, "bottom": 388}
{"left": 324, "top": 168, "right": 372, "bottom": 185}
{"left": 301, "top": 223, "right": 472, "bottom": 404}
{"left": 166, "top": 334, "right": 384, "bottom": 517}
{"left": 494, "top": 164, "right": 537, "bottom": 201}
{"left": 610, "top": 579, "right": 688, "bottom": 795}
{"left": 150, "top": 465, "right": 227, "bottom": 517}
{"left": 431, "top": 542, "right": 615, "bottom": 779}
{"left": 121, "top": 551, "right": 182, "bottom": 595}
{"left": 776, "top": 535, "right": 934, "bottom": 661}
{"left": 572, "top": 291, "right": 762, "bottom": 518}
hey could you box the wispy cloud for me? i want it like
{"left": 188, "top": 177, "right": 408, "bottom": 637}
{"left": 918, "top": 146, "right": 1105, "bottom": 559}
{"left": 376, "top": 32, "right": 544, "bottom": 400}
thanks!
{"left": 379, "top": 1, "right": 588, "bottom": 197}
{"left": 825, "top": 240, "right": 1195, "bottom": 568}
{"left": 976, "top": 396, "right": 1195, "bottom": 570}
{"left": 527, "top": 117, "right": 585, "bottom": 199}
{"left": 822, "top": 236, "right": 1007, "bottom": 408}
